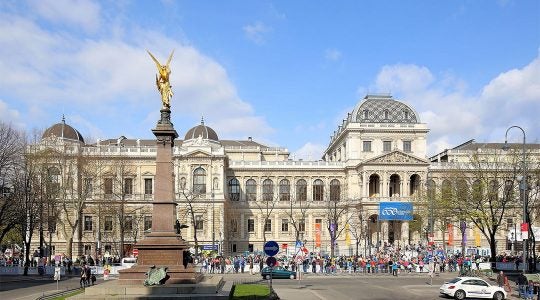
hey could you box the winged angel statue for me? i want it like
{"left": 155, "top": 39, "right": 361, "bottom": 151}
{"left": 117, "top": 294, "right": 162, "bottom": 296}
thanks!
{"left": 147, "top": 50, "right": 174, "bottom": 109}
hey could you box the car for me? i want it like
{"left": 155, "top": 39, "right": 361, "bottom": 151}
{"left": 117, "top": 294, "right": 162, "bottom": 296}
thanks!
{"left": 261, "top": 266, "right": 296, "bottom": 280}
{"left": 440, "top": 277, "right": 506, "bottom": 300}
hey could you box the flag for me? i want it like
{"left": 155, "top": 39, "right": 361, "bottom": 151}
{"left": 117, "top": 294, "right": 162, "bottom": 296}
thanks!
{"left": 315, "top": 223, "right": 321, "bottom": 247}
{"left": 447, "top": 223, "right": 454, "bottom": 246}
{"left": 474, "top": 227, "right": 481, "bottom": 247}
{"left": 345, "top": 223, "right": 351, "bottom": 246}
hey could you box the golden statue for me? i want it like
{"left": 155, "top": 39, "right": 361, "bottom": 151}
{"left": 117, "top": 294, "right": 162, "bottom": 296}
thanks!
{"left": 147, "top": 50, "right": 174, "bottom": 109}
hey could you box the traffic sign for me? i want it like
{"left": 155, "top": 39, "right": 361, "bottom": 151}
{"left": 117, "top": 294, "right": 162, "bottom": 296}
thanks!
{"left": 264, "top": 241, "right": 279, "bottom": 256}
{"left": 133, "top": 249, "right": 139, "bottom": 256}
{"left": 266, "top": 256, "right": 277, "bottom": 267}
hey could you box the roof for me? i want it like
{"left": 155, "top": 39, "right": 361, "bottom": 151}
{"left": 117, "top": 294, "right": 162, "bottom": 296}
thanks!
{"left": 184, "top": 118, "right": 219, "bottom": 141}
{"left": 42, "top": 117, "right": 85, "bottom": 143}
{"left": 350, "top": 94, "right": 420, "bottom": 124}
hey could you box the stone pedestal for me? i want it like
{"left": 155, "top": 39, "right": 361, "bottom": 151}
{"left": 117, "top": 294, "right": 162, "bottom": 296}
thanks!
{"left": 118, "top": 108, "right": 201, "bottom": 285}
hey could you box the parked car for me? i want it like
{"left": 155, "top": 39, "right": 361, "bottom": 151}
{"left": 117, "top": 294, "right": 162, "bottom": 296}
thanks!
{"left": 261, "top": 266, "right": 296, "bottom": 280}
{"left": 440, "top": 277, "right": 506, "bottom": 300}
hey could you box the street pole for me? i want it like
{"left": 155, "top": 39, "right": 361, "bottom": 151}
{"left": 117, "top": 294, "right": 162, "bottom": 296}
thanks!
{"left": 212, "top": 191, "right": 215, "bottom": 254}
{"left": 504, "top": 125, "right": 527, "bottom": 273}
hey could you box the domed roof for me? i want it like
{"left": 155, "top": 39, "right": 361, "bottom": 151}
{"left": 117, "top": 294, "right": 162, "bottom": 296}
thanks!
{"left": 184, "top": 118, "right": 219, "bottom": 141}
{"left": 42, "top": 117, "right": 85, "bottom": 143}
{"left": 351, "top": 94, "right": 420, "bottom": 123}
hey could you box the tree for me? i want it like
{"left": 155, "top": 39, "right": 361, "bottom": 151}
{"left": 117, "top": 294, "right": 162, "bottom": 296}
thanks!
{"left": 180, "top": 189, "right": 211, "bottom": 257}
{"left": 283, "top": 182, "right": 311, "bottom": 245}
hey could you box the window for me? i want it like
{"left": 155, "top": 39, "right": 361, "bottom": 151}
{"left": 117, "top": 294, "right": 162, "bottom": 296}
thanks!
{"left": 330, "top": 179, "right": 341, "bottom": 201}
{"left": 363, "top": 110, "right": 368, "bottom": 119}
{"left": 193, "top": 167, "right": 206, "bottom": 194}
{"left": 124, "top": 178, "right": 133, "bottom": 195}
{"left": 144, "top": 178, "right": 153, "bottom": 195}
{"left": 104, "top": 178, "right": 113, "bottom": 195}
{"left": 404, "top": 110, "right": 409, "bottom": 119}
{"left": 281, "top": 219, "right": 289, "bottom": 232}
{"left": 383, "top": 141, "right": 392, "bottom": 152}
{"left": 228, "top": 178, "right": 240, "bottom": 201}
{"left": 296, "top": 179, "right": 307, "bottom": 201}
{"left": 403, "top": 141, "right": 412, "bottom": 152}
{"left": 248, "top": 244, "right": 254, "bottom": 252}
{"left": 144, "top": 216, "right": 152, "bottom": 231}
{"left": 384, "top": 110, "right": 389, "bottom": 119}
{"left": 84, "top": 245, "right": 92, "bottom": 255}
{"left": 84, "top": 178, "right": 93, "bottom": 196}
{"left": 247, "top": 219, "right": 255, "bottom": 232}
{"left": 124, "top": 216, "right": 133, "bottom": 231}
{"left": 231, "top": 219, "right": 238, "bottom": 233}
{"left": 279, "top": 179, "right": 290, "bottom": 201}
{"left": 363, "top": 141, "right": 372, "bottom": 152}
{"left": 264, "top": 218, "right": 272, "bottom": 232}
{"left": 246, "top": 179, "right": 257, "bottom": 201}
{"left": 506, "top": 218, "right": 514, "bottom": 230}
{"left": 313, "top": 179, "right": 324, "bottom": 201}
{"left": 263, "top": 179, "right": 274, "bottom": 201}
{"left": 84, "top": 216, "right": 93, "bottom": 231}
{"left": 298, "top": 219, "right": 305, "bottom": 232}
{"left": 104, "top": 245, "right": 112, "bottom": 254}
{"left": 195, "top": 215, "right": 203, "bottom": 231}
{"left": 104, "top": 216, "right": 113, "bottom": 231}
{"left": 315, "top": 218, "right": 322, "bottom": 225}
{"left": 232, "top": 244, "right": 237, "bottom": 253}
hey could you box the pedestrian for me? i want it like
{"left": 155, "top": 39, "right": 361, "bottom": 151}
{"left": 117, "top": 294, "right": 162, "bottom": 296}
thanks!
{"left": 80, "top": 264, "right": 87, "bottom": 287}
{"left": 392, "top": 261, "right": 398, "bottom": 276}
{"left": 249, "top": 257, "right": 254, "bottom": 275}
{"left": 497, "top": 271, "right": 505, "bottom": 288}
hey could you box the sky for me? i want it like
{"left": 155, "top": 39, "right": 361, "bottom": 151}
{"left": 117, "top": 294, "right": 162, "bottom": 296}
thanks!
{"left": 0, "top": 0, "right": 539, "bottom": 159}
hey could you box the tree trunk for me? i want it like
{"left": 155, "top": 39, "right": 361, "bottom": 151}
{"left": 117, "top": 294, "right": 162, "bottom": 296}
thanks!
{"left": 24, "top": 240, "right": 31, "bottom": 276}
{"left": 489, "top": 232, "right": 497, "bottom": 263}
{"left": 66, "top": 236, "right": 73, "bottom": 259}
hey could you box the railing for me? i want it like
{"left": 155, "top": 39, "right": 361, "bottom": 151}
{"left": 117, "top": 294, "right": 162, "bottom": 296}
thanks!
{"left": 36, "top": 287, "right": 83, "bottom": 300}
{"left": 229, "top": 160, "right": 343, "bottom": 167}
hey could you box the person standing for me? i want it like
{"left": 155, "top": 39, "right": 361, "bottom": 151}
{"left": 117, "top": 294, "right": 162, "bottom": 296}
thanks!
{"left": 497, "top": 271, "right": 505, "bottom": 288}
{"left": 249, "top": 257, "right": 254, "bottom": 275}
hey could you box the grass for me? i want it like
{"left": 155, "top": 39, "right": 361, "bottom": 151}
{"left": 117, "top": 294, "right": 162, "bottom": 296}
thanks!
{"left": 51, "top": 289, "right": 84, "bottom": 300}
{"left": 232, "top": 284, "right": 271, "bottom": 299}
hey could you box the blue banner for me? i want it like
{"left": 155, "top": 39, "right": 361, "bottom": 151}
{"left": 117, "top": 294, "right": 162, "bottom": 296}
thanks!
{"left": 379, "top": 202, "right": 413, "bottom": 221}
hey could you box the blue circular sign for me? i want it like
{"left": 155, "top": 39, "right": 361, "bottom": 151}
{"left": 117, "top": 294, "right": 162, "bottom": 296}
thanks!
{"left": 264, "top": 241, "right": 279, "bottom": 256}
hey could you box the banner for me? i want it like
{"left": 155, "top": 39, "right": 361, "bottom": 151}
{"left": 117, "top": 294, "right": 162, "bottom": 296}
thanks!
{"left": 474, "top": 227, "right": 481, "bottom": 247}
{"left": 379, "top": 202, "right": 413, "bottom": 221}
{"left": 345, "top": 223, "right": 351, "bottom": 246}
{"left": 447, "top": 223, "right": 454, "bottom": 246}
{"left": 315, "top": 223, "right": 321, "bottom": 247}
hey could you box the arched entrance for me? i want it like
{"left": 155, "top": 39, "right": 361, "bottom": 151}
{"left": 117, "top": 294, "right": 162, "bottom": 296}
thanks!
{"left": 369, "top": 174, "right": 380, "bottom": 197}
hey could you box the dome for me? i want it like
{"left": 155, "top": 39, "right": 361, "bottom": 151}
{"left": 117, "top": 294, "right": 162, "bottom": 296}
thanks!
{"left": 351, "top": 94, "right": 420, "bottom": 123}
{"left": 42, "top": 117, "right": 85, "bottom": 143}
{"left": 184, "top": 118, "right": 219, "bottom": 141}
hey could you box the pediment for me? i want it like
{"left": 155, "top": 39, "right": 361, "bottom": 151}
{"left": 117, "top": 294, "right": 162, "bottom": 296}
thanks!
{"left": 184, "top": 149, "right": 212, "bottom": 157}
{"left": 363, "top": 150, "right": 429, "bottom": 165}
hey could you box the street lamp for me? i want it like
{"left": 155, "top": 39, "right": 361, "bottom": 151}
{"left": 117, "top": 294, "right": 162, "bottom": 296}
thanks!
{"left": 503, "top": 125, "right": 527, "bottom": 273}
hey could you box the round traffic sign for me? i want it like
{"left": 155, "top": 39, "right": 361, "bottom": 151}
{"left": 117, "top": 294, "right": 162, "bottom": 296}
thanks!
{"left": 133, "top": 249, "right": 139, "bottom": 256}
{"left": 266, "top": 256, "right": 277, "bottom": 267}
{"left": 264, "top": 241, "right": 279, "bottom": 256}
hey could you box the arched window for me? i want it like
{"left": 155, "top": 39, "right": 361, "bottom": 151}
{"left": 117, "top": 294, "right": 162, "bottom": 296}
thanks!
{"left": 228, "top": 178, "right": 240, "bottom": 201}
{"left": 246, "top": 179, "right": 257, "bottom": 201}
{"left": 441, "top": 180, "right": 452, "bottom": 202}
{"left": 296, "top": 179, "right": 307, "bottom": 201}
{"left": 384, "top": 110, "right": 389, "bottom": 119}
{"left": 279, "top": 179, "right": 290, "bottom": 201}
{"left": 313, "top": 179, "right": 324, "bottom": 201}
{"left": 263, "top": 179, "right": 274, "bottom": 201}
{"left": 389, "top": 174, "right": 400, "bottom": 197}
{"left": 369, "top": 174, "right": 380, "bottom": 197}
{"left": 48, "top": 167, "right": 61, "bottom": 196}
{"left": 363, "top": 110, "right": 369, "bottom": 119}
{"left": 192, "top": 167, "right": 206, "bottom": 194}
{"left": 330, "top": 179, "right": 340, "bottom": 201}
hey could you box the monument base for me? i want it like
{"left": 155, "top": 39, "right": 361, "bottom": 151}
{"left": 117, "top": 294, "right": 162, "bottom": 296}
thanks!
{"left": 118, "top": 232, "right": 202, "bottom": 285}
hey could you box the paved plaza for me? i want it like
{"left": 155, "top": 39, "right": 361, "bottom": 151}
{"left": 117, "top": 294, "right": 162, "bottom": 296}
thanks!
{"left": 0, "top": 271, "right": 522, "bottom": 300}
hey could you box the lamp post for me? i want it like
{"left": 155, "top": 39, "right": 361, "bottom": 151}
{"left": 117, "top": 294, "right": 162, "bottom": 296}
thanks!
{"left": 503, "top": 125, "right": 527, "bottom": 273}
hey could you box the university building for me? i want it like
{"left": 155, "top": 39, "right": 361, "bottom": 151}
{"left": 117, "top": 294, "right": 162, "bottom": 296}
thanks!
{"left": 31, "top": 94, "right": 539, "bottom": 259}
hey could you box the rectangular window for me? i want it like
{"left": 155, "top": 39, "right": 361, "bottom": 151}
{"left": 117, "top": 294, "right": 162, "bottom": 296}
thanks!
{"left": 315, "top": 218, "right": 322, "bottom": 225}
{"left": 281, "top": 219, "right": 289, "bottom": 232}
{"left": 298, "top": 219, "right": 305, "bottom": 232}
{"left": 104, "top": 244, "right": 112, "bottom": 254}
{"left": 264, "top": 218, "right": 272, "bottom": 232}
{"left": 383, "top": 141, "right": 392, "bottom": 152}
{"left": 247, "top": 219, "right": 255, "bottom": 233}
{"left": 195, "top": 215, "right": 203, "bottom": 231}
{"left": 507, "top": 218, "right": 514, "bottom": 230}
{"left": 104, "top": 178, "right": 113, "bottom": 195}
{"left": 104, "top": 216, "right": 113, "bottom": 231}
{"left": 232, "top": 243, "right": 237, "bottom": 253}
{"left": 84, "top": 245, "right": 92, "bottom": 255}
{"left": 144, "top": 216, "right": 152, "bottom": 231}
{"left": 124, "top": 178, "right": 133, "bottom": 195}
{"left": 124, "top": 216, "right": 133, "bottom": 231}
{"left": 84, "top": 216, "right": 93, "bottom": 231}
{"left": 144, "top": 178, "right": 153, "bottom": 195}
{"left": 84, "top": 178, "right": 93, "bottom": 197}
{"left": 363, "top": 141, "right": 371, "bottom": 152}
{"left": 403, "top": 141, "right": 412, "bottom": 152}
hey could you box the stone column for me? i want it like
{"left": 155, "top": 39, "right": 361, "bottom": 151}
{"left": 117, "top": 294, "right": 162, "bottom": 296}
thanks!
{"left": 401, "top": 221, "right": 409, "bottom": 245}
{"left": 381, "top": 221, "right": 389, "bottom": 245}
{"left": 240, "top": 213, "right": 245, "bottom": 239}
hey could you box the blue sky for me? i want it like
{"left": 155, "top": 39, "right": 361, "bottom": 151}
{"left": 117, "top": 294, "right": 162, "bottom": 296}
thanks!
{"left": 1, "top": 0, "right": 539, "bottom": 159}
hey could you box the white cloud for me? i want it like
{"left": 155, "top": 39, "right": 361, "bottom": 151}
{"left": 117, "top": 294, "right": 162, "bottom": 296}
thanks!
{"left": 29, "top": 0, "right": 101, "bottom": 32}
{"left": 293, "top": 142, "right": 326, "bottom": 161}
{"left": 325, "top": 49, "right": 342, "bottom": 61}
{"left": 372, "top": 55, "right": 540, "bottom": 156}
{"left": 0, "top": 99, "right": 24, "bottom": 129}
{"left": 243, "top": 22, "right": 271, "bottom": 45}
